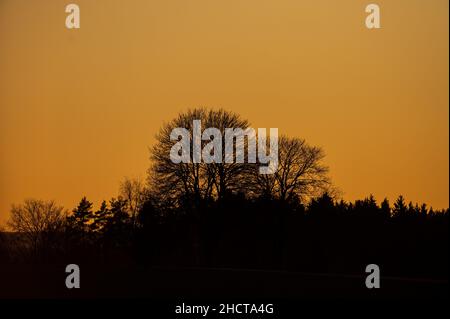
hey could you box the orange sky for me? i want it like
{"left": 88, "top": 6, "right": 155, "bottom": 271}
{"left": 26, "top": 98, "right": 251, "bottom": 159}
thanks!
{"left": 0, "top": 0, "right": 448, "bottom": 224}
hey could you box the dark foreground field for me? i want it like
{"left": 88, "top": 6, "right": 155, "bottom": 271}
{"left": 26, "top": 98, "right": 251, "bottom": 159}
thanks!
{"left": 0, "top": 263, "right": 447, "bottom": 299}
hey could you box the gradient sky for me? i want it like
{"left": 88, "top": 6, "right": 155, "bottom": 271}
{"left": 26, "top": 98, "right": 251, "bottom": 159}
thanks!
{"left": 0, "top": 0, "right": 448, "bottom": 224}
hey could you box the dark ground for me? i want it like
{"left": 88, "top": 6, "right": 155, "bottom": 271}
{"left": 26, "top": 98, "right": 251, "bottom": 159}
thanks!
{"left": 0, "top": 263, "right": 447, "bottom": 299}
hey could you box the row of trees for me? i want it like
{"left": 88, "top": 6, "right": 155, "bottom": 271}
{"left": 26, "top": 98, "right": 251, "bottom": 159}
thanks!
{"left": 2, "top": 191, "right": 448, "bottom": 273}
{"left": 1, "top": 109, "right": 448, "bottom": 278}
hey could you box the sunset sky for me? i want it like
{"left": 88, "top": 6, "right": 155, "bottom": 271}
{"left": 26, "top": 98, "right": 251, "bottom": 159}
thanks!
{"left": 0, "top": 0, "right": 448, "bottom": 224}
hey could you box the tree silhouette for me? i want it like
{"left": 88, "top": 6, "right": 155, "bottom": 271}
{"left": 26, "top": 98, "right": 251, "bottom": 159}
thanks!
{"left": 7, "top": 199, "right": 66, "bottom": 259}
{"left": 119, "top": 177, "right": 147, "bottom": 228}
{"left": 253, "top": 136, "right": 329, "bottom": 203}
{"left": 380, "top": 198, "right": 391, "bottom": 218}
{"left": 393, "top": 195, "right": 407, "bottom": 218}
{"left": 67, "top": 197, "right": 94, "bottom": 234}
{"left": 90, "top": 200, "right": 110, "bottom": 233}
{"left": 150, "top": 108, "right": 209, "bottom": 208}
{"left": 102, "top": 197, "right": 131, "bottom": 248}
{"left": 150, "top": 108, "right": 255, "bottom": 208}
{"left": 202, "top": 109, "right": 253, "bottom": 200}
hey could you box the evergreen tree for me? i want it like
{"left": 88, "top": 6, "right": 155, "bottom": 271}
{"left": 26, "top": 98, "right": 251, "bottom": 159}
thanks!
{"left": 392, "top": 195, "right": 407, "bottom": 218}
{"left": 91, "top": 200, "right": 110, "bottom": 233}
{"left": 103, "top": 197, "right": 131, "bottom": 247}
{"left": 67, "top": 197, "right": 93, "bottom": 233}
{"left": 380, "top": 198, "right": 391, "bottom": 218}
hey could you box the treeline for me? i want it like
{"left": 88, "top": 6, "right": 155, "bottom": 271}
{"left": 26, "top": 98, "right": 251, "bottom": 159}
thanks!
{"left": 0, "top": 108, "right": 448, "bottom": 280}
{"left": 0, "top": 192, "right": 448, "bottom": 279}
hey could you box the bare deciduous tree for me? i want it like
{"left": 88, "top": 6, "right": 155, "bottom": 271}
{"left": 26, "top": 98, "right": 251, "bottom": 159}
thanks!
{"left": 150, "top": 108, "right": 207, "bottom": 208}
{"left": 7, "top": 199, "right": 66, "bottom": 257}
{"left": 253, "top": 136, "right": 330, "bottom": 203}
{"left": 119, "top": 176, "right": 147, "bottom": 226}
{"left": 149, "top": 108, "right": 252, "bottom": 208}
{"left": 203, "top": 109, "right": 252, "bottom": 199}
{"left": 150, "top": 109, "right": 331, "bottom": 207}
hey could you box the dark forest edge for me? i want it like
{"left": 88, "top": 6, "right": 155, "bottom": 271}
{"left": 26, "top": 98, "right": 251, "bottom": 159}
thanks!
{"left": 1, "top": 192, "right": 448, "bottom": 279}
{"left": 0, "top": 109, "right": 448, "bottom": 296}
